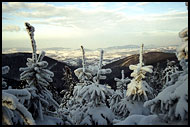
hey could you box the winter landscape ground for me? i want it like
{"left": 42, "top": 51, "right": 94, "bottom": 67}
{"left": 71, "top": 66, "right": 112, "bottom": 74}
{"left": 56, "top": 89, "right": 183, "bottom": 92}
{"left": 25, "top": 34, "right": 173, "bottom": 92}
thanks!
{"left": 2, "top": 2, "right": 188, "bottom": 125}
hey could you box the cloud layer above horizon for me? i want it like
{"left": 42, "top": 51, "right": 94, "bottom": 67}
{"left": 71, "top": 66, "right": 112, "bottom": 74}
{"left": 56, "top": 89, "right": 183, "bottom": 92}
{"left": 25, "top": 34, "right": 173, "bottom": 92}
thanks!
{"left": 2, "top": 2, "right": 188, "bottom": 49}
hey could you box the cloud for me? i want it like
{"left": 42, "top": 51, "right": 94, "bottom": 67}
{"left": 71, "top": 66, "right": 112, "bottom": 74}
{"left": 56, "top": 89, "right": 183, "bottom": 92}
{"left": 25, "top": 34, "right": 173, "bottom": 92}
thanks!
{"left": 136, "top": 2, "right": 150, "bottom": 6}
{"left": 89, "top": 2, "right": 105, "bottom": 8}
{"left": 3, "top": 25, "right": 21, "bottom": 32}
{"left": 2, "top": 2, "right": 55, "bottom": 13}
{"left": 2, "top": 17, "right": 10, "bottom": 20}
{"left": 2, "top": 2, "right": 188, "bottom": 49}
{"left": 3, "top": 2, "right": 187, "bottom": 35}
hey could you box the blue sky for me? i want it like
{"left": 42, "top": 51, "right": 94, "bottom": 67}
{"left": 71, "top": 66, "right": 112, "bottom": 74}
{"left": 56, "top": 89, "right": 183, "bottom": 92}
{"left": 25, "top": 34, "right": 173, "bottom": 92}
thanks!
{"left": 2, "top": 2, "right": 188, "bottom": 49}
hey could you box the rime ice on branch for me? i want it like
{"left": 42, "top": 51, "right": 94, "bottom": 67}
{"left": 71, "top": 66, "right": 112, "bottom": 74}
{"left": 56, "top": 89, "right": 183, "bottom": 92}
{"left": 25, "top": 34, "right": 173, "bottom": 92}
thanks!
{"left": 25, "top": 22, "right": 37, "bottom": 63}
{"left": 20, "top": 22, "right": 54, "bottom": 87}
{"left": 19, "top": 22, "right": 59, "bottom": 123}
{"left": 74, "top": 46, "right": 93, "bottom": 83}
{"left": 93, "top": 50, "right": 112, "bottom": 84}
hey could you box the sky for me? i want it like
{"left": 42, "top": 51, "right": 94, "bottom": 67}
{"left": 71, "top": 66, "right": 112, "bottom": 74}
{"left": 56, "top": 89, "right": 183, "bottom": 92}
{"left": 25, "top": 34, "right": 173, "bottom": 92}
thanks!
{"left": 2, "top": 2, "right": 188, "bottom": 49}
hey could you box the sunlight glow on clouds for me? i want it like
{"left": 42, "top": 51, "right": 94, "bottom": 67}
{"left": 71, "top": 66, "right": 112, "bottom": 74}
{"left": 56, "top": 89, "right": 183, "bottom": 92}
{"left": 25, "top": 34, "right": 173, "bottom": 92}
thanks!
{"left": 2, "top": 2, "right": 188, "bottom": 49}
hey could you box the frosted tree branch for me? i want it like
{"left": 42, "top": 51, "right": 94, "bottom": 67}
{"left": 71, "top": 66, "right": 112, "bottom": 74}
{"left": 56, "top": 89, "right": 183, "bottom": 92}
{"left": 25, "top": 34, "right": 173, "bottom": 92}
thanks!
{"left": 139, "top": 44, "right": 144, "bottom": 67}
{"left": 81, "top": 46, "right": 86, "bottom": 73}
{"left": 25, "top": 22, "right": 37, "bottom": 63}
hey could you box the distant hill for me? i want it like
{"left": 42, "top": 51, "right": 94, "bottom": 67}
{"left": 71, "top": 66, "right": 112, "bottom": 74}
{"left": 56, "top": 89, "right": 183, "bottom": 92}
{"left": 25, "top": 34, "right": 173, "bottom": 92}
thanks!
{"left": 102, "top": 52, "right": 179, "bottom": 90}
{"left": 103, "top": 45, "right": 139, "bottom": 50}
{"left": 2, "top": 51, "right": 179, "bottom": 92}
{"left": 42, "top": 47, "right": 71, "bottom": 50}
{"left": 2, "top": 52, "right": 78, "bottom": 93}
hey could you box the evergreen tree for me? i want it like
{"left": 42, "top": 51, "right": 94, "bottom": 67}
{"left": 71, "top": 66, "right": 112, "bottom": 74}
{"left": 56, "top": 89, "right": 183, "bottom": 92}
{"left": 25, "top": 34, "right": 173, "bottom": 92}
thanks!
{"left": 109, "top": 70, "right": 130, "bottom": 117}
{"left": 2, "top": 66, "right": 10, "bottom": 89}
{"left": 19, "top": 22, "right": 64, "bottom": 124}
{"left": 116, "top": 44, "right": 153, "bottom": 119}
{"left": 69, "top": 47, "right": 114, "bottom": 125}
{"left": 2, "top": 90, "right": 36, "bottom": 125}
{"left": 78, "top": 49, "right": 114, "bottom": 125}
{"left": 60, "top": 66, "right": 76, "bottom": 108}
{"left": 59, "top": 46, "right": 93, "bottom": 125}
{"left": 161, "top": 60, "right": 179, "bottom": 89}
{"left": 144, "top": 3, "right": 188, "bottom": 124}
{"left": 114, "top": 70, "right": 131, "bottom": 98}
{"left": 2, "top": 66, "right": 35, "bottom": 125}
{"left": 126, "top": 44, "right": 153, "bottom": 101}
{"left": 145, "top": 63, "right": 163, "bottom": 97}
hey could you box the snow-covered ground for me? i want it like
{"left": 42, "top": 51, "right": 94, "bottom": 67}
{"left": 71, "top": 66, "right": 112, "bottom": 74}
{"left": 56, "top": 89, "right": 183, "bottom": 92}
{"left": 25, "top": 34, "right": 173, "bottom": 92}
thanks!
{"left": 2, "top": 45, "right": 177, "bottom": 66}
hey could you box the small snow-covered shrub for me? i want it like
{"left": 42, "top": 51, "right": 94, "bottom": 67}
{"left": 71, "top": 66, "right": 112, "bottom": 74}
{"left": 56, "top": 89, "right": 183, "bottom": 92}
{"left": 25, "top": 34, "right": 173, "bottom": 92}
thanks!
{"left": 109, "top": 70, "right": 130, "bottom": 117}
{"left": 2, "top": 91, "right": 35, "bottom": 125}
{"left": 2, "top": 66, "right": 10, "bottom": 88}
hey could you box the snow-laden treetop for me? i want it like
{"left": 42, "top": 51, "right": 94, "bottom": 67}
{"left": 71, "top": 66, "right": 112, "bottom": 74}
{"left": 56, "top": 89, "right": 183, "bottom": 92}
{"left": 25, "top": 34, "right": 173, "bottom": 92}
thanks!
{"left": 74, "top": 46, "right": 93, "bottom": 83}
{"left": 2, "top": 66, "right": 10, "bottom": 75}
{"left": 126, "top": 44, "right": 153, "bottom": 101}
{"left": 176, "top": 2, "right": 188, "bottom": 61}
{"left": 114, "top": 70, "right": 130, "bottom": 88}
{"left": 129, "top": 44, "right": 153, "bottom": 82}
{"left": 19, "top": 23, "right": 54, "bottom": 87}
{"left": 25, "top": 22, "right": 37, "bottom": 63}
{"left": 93, "top": 49, "right": 112, "bottom": 84}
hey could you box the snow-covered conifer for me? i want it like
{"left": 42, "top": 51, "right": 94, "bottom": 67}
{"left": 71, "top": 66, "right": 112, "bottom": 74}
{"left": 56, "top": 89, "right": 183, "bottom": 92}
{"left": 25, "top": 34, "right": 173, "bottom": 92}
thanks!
{"left": 2, "top": 66, "right": 10, "bottom": 88}
{"left": 70, "top": 48, "right": 114, "bottom": 125}
{"left": 19, "top": 22, "right": 61, "bottom": 124}
{"left": 59, "top": 46, "right": 93, "bottom": 125}
{"left": 60, "top": 66, "right": 76, "bottom": 108}
{"left": 2, "top": 90, "right": 35, "bottom": 125}
{"left": 144, "top": 3, "right": 188, "bottom": 124}
{"left": 115, "top": 44, "right": 153, "bottom": 120}
{"left": 126, "top": 44, "right": 153, "bottom": 101}
{"left": 145, "top": 63, "right": 163, "bottom": 96}
{"left": 161, "top": 60, "right": 179, "bottom": 89}
{"left": 114, "top": 70, "right": 130, "bottom": 98}
{"left": 78, "top": 49, "right": 114, "bottom": 125}
{"left": 109, "top": 70, "right": 130, "bottom": 117}
{"left": 74, "top": 46, "right": 93, "bottom": 83}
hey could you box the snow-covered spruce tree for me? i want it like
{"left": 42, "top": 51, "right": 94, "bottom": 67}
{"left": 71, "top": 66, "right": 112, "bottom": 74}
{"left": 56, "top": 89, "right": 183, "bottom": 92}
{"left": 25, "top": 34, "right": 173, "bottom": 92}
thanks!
{"left": 2, "top": 90, "right": 36, "bottom": 125}
{"left": 144, "top": 3, "right": 188, "bottom": 124}
{"left": 59, "top": 46, "right": 93, "bottom": 125}
{"left": 2, "top": 65, "right": 33, "bottom": 125}
{"left": 2, "top": 65, "right": 35, "bottom": 125}
{"left": 109, "top": 70, "right": 130, "bottom": 117}
{"left": 72, "top": 46, "right": 93, "bottom": 104}
{"left": 161, "top": 60, "right": 179, "bottom": 90}
{"left": 116, "top": 44, "right": 153, "bottom": 119}
{"left": 145, "top": 63, "right": 163, "bottom": 97}
{"left": 19, "top": 22, "right": 64, "bottom": 124}
{"left": 115, "top": 70, "right": 130, "bottom": 98}
{"left": 2, "top": 66, "right": 10, "bottom": 89}
{"left": 59, "top": 46, "right": 92, "bottom": 124}
{"left": 60, "top": 66, "right": 76, "bottom": 108}
{"left": 77, "top": 49, "right": 114, "bottom": 125}
{"left": 69, "top": 48, "right": 114, "bottom": 125}
{"left": 126, "top": 44, "right": 153, "bottom": 101}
